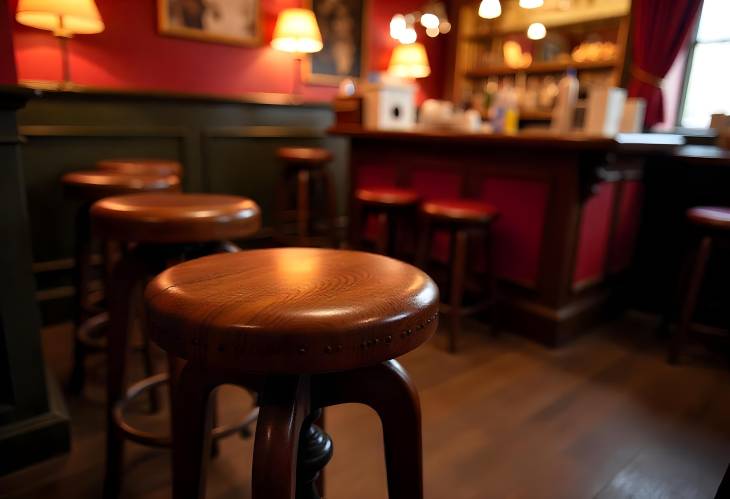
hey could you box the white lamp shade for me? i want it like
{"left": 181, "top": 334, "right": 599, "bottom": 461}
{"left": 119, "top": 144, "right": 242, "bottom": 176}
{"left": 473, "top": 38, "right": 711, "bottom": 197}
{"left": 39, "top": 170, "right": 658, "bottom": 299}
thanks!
{"left": 271, "top": 8, "right": 323, "bottom": 54}
{"left": 16, "top": 0, "right": 104, "bottom": 36}
{"left": 388, "top": 42, "right": 431, "bottom": 79}
{"left": 478, "top": 0, "right": 502, "bottom": 19}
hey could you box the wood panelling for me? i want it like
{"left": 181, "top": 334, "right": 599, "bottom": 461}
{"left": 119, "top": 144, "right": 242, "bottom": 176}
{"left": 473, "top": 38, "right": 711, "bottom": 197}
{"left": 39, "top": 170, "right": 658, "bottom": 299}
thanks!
{"left": 16, "top": 88, "right": 345, "bottom": 325}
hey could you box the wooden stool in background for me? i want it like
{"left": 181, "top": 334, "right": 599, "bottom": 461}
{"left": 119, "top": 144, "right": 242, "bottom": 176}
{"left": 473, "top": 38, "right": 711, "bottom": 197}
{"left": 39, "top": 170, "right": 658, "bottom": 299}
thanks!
{"left": 669, "top": 206, "right": 730, "bottom": 364}
{"left": 145, "top": 248, "right": 439, "bottom": 499}
{"left": 61, "top": 170, "right": 181, "bottom": 394}
{"left": 96, "top": 158, "right": 183, "bottom": 177}
{"left": 417, "top": 199, "right": 499, "bottom": 353}
{"left": 352, "top": 187, "right": 420, "bottom": 256}
{"left": 91, "top": 193, "right": 261, "bottom": 498}
{"left": 275, "top": 147, "right": 338, "bottom": 247}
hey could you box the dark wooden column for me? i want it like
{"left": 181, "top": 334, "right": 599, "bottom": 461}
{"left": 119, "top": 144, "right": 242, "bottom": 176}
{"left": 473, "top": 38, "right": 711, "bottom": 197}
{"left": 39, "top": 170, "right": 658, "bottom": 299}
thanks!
{"left": 0, "top": 84, "right": 70, "bottom": 475}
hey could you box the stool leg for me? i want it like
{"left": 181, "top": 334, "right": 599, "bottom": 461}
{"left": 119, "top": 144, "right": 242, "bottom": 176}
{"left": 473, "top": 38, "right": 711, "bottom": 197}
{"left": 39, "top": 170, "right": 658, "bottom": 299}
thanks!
{"left": 415, "top": 214, "right": 432, "bottom": 269}
{"left": 297, "top": 169, "right": 311, "bottom": 245}
{"left": 313, "top": 360, "right": 423, "bottom": 499}
{"left": 70, "top": 204, "right": 92, "bottom": 395}
{"left": 104, "top": 251, "right": 147, "bottom": 498}
{"left": 252, "top": 376, "right": 309, "bottom": 499}
{"left": 669, "top": 236, "right": 713, "bottom": 364}
{"left": 374, "top": 212, "right": 389, "bottom": 255}
{"left": 169, "top": 359, "right": 214, "bottom": 499}
{"left": 449, "top": 229, "right": 468, "bottom": 353}
{"left": 275, "top": 170, "right": 291, "bottom": 242}
{"left": 321, "top": 169, "right": 340, "bottom": 248}
{"left": 295, "top": 408, "right": 333, "bottom": 499}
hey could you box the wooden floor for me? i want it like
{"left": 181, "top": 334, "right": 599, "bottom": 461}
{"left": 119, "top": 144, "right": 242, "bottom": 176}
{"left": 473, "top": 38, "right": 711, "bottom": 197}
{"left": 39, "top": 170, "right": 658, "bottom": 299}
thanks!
{"left": 2, "top": 313, "right": 729, "bottom": 499}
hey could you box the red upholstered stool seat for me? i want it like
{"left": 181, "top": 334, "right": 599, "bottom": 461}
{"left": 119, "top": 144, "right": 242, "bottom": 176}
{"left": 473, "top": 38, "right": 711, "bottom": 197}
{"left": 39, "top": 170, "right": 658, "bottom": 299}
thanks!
{"left": 355, "top": 187, "right": 420, "bottom": 206}
{"left": 277, "top": 147, "right": 333, "bottom": 167}
{"left": 421, "top": 199, "right": 499, "bottom": 224}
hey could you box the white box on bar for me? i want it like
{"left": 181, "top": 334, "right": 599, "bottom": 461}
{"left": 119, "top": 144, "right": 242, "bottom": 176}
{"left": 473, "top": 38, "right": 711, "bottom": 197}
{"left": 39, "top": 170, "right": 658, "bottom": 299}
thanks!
{"left": 585, "top": 86, "right": 627, "bottom": 136}
{"left": 363, "top": 82, "right": 416, "bottom": 131}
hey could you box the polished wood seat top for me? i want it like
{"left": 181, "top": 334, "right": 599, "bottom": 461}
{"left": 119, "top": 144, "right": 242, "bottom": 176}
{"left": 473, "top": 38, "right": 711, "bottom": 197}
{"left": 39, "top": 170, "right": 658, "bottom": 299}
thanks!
{"left": 277, "top": 147, "right": 333, "bottom": 167}
{"left": 145, "top": 248, "right": 440, "bottom": 374}
{"left": 62, "top": 170, "right": 180, "bottom": 201}
{"left": 96, "top": 158, "right": 183, "bottom": 177}
{"left": 91, "top": 193, "right": 261, "bottom": 244}
{"left": 687, "top": 206, "right": 730, "bottom": 230}
{"left": 421, "top": 199, "right": 499, "bottom": 224}
{"left": 356, "top": 187, "right": 421, "bottom": 206}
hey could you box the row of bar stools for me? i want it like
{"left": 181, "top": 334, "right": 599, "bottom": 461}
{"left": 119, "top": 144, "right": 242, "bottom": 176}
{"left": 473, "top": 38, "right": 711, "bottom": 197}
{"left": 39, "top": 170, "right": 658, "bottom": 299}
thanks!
{"left": 352, "top": 187, "right": 500, "bottom": 353}
{"left": 274, "top": 147, "right": 339, "bottom": 247}
{"left": 144, "top": 248, "right": 439, "bottom": 499}
{"left": 62, "top": 169, "right": 181, "bottom": 394}
{"left": 90, "top": 193, "right": 261, "bottom": 498}
{"left": 669, "top": 206, "right": 730, "bottom": 364}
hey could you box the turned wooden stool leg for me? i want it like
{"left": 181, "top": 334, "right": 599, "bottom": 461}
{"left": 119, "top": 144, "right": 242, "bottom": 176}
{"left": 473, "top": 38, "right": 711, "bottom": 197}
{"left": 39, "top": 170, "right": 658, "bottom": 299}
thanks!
{"left": 252, "top": 376, "right": 310, "bottom": 499}
{"left": 104, "top": 250, "right": 149, "bottom": 498}
{"left": 295, "top": 408, "right": 333, "bottom": 499}
{"left": 669, "top": 236, "right": 713, "bottom": 364}
{"left": 297, "top": 169, "right": 311, "bottom": 245}
{"left": 70, "top": 204, "right": 93, "bottom": 394}
{"left": 449, "top": 229, "right": 468, "bottom": 353}
{"left": 313, "top": 360, "right": 423, "bottom": 499}
{"left": 169, "top": 360, "right": 214, "bottom": 499}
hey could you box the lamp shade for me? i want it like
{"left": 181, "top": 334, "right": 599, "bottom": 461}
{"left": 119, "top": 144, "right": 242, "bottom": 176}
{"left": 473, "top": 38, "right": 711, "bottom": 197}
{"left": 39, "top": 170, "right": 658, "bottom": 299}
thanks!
{"left": 271, "top": 8, "right": 323, "bottom": 54}
{"left": 388, "top": 43, "right": 431, "bottom": 79}
{"left": 16, "top": 0, "right": 104, "bottom": 36}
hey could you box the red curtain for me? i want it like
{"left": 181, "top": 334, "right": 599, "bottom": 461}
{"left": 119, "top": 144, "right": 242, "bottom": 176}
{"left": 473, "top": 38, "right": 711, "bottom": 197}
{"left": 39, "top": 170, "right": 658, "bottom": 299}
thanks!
{"left": 628, "top": 0, "right": 702, "bottom": 128}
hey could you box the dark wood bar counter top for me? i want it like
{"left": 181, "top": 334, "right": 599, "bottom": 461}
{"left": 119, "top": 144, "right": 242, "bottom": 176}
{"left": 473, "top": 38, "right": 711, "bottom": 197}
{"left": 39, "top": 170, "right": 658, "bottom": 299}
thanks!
{"left": 332, "top": 126, "right": 685, "bottom": 346}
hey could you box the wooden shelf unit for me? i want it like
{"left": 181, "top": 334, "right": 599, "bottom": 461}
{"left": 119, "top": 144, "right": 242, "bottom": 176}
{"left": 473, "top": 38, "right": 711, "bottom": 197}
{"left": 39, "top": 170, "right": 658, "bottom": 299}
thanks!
{"left": 451, "top": 0, "right": 631, "bottom": 106}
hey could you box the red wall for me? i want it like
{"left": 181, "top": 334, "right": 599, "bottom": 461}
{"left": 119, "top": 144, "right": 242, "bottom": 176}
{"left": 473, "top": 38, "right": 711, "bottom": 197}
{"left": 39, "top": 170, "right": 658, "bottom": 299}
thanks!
{"left": 7, "top": 0, "right": 446, "bottom": 101}
{"left": 0, "top": 1, "right": 17, "bottom": 84}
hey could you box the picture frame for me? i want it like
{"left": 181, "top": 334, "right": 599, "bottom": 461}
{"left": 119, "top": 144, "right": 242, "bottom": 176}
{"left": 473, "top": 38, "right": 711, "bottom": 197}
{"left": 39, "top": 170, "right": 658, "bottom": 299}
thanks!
{"left": 158, "top": 0, "right": 261, "bottom": 47}
{"left": 303, "top": 0, "right": 369, "bottom": 85}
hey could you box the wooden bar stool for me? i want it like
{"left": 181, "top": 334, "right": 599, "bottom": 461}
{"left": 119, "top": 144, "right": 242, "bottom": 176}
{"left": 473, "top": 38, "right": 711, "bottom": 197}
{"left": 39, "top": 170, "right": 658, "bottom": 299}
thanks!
{"left": 275, "top": 147, "right": 338, "bottom": 247}
{"left": 91, "top": 193, "right": 261, "bottom": 498}
{"left": 96, "top": 158, "right": 183, "bottom": 177}
{"left": 61, "top": 170, "right": 181, "bottom": 394}
{"left": 352, "top": 187, "right": 420, "bottom": 256}
{"left": 417, "top": 199, "right": 499, "bottom": 353}
{"left": 669, "top": 206, "right": 730, "bottom": 364}
{"left": 144, "top": 248, "right": 439, "bottom": 499}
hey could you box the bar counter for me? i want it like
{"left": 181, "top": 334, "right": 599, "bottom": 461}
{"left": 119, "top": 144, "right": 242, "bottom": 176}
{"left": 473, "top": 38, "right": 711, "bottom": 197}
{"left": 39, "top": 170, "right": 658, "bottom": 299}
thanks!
{"left": 330, "top": 125, "right": 684, "bottom": 345}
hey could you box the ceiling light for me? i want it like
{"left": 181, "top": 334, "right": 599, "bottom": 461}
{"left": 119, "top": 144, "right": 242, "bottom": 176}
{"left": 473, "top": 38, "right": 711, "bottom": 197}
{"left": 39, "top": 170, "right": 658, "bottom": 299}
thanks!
{"left": 519, "top": 0, "right": 544, "bottom": 8}
{"left": 478, "top": 0, "right": 501, "bottom": 19}
{"left": 390, "top": 14, "right": 406, "bottom": 40}
{"left": 527, "top": 22, "right": 546, "bottom": 40}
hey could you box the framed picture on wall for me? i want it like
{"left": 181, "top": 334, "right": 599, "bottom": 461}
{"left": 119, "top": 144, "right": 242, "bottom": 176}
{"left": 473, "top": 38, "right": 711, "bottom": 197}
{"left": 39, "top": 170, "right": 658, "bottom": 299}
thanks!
{"left": 304, "top": 0, "right": 368, "bottom": 84}
{"left": 158, "top": 0, "right": 261, "bottom": 46}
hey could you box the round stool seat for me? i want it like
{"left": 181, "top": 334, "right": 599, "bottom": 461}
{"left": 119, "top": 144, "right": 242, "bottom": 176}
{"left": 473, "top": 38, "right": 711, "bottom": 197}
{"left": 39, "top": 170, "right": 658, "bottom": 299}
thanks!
{"left": 91, "top": 193, "right": 261, "bottom": 244}
{"left": 145, "top": 248, "right": 439, "bottom": 374}
{"left": 421, "top": 199, "right": 499, "bottom": 224}
{"left": 356, "top": 187, "right": 420, "bottom": 206}
{"left": 62, "top": 170, "right": 180, "bottom": 201}
{"left": 97, "top": 158, "right": 183, "bottom": 177}
{"left": 277, "top": 147, "right": 333, "bottom": 167}
{"left": 687, "top": 206, "right": 730, "bottom": 230}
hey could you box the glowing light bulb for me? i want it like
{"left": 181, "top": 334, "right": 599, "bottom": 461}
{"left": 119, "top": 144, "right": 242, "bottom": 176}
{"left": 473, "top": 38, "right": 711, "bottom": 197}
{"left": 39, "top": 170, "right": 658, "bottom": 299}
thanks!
{"left": 399, "top": 27, "right": 417, "bottom": 44}
{"left": 527, "top": 22, "right": 546, "bottom": 40}
{"left": 478, "top": 0, "right": 501, "bottom": 19}
{"left": 390, "top": 14, "right": 406, "bottom": 40}
{"left": 420, "top": 12, "right": 440, "bottom": 29}
{"left": 426, "top": 26, "right": 440, "bottom": 37}
{"left": 519, "top": 0, "right": 544, "bottom": 8}
{"left": 439, "top": 20, "right": 451, "bottom": 34}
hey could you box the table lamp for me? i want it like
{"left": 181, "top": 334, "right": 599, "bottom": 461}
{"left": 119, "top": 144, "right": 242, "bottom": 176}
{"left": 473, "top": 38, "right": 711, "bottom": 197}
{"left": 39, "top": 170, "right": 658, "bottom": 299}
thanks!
{"left": 388, "top": 42, "right": 431, "bottom": 79}
{"left": 15, "top": 0, "right": 104, "bottom": 88}
{"left": 271, "top": 8, "right": 323, "bottom": 97}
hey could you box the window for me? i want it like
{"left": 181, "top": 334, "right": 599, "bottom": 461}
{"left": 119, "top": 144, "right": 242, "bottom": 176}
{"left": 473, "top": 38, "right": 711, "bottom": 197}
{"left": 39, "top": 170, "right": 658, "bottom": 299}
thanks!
{"left": 679, "top": 0, "right": 730, "bottom": 128}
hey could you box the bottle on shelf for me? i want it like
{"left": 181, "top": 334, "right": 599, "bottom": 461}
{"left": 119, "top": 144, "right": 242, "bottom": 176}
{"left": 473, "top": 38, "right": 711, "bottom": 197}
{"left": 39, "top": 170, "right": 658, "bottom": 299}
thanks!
{"left": 490, "top": 80, "right": 520, "bottom": 134}
{"left": 550, "top": 68, "right": 579, "bottom": 134}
